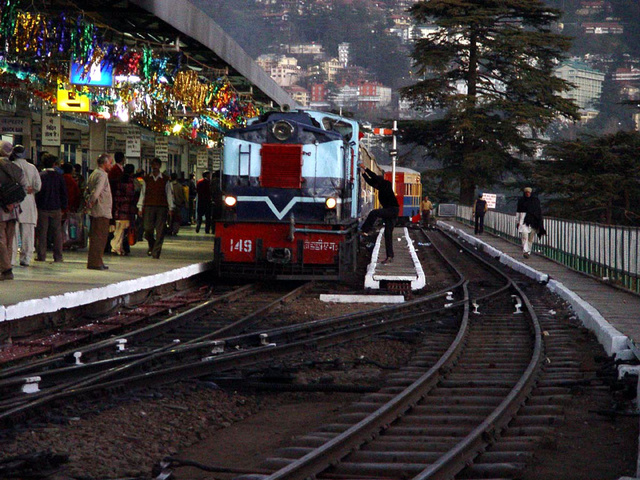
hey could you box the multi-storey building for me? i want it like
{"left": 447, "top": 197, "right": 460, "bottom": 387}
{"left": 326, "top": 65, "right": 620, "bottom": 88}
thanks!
{"left": 322, "top": 58, "right": 344, "bottom": 82}
{"left": 288, "top": 43, "right": 324, "bottom": 55}
{"left": 358, "top": 82, "right": 392, "bottom": 110}
{"left": 338, "top": 42, "right": 350, "bottom": 68}
{"left": 576, "top": 1, "right": 606, "bottom": 16}
{"left": 555, "top": 60, "right": 605, "bottom": 110}
{"left": 614, "top": 68, "right": 640, "bottom": 83}
{"left": 257, "top": 54, "right": 301, "bottom": 87}
{"left": 311, "top": 83, "right": 327, "bottom": 103}
{"left": 285, "top": 85, "right": 310, "bottom": 107}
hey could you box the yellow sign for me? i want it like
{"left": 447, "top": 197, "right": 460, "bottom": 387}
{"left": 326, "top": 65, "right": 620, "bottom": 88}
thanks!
{"left": 56, "top": 88, "right": 91, "bottom": 113}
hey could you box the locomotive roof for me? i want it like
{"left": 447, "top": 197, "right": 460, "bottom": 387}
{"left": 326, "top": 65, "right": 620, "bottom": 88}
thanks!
{"left": 253, "top": 111, "right": 322, "bottom": 128}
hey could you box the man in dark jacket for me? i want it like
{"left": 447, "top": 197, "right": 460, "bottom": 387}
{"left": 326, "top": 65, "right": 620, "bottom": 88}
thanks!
{"left": 473, "top": 193, "right": 488, "bottom": 235}
{"left": 35, "top": 153, "right": 68, "bottom": 262}
{"left": 359, "top": 166, "right": 399, "bottom": 264}
{"left": 195, "top": 171, "right": 212, "bottom": 234}
{"left": 516, "top": 187, "right": 546, "bottom": 258}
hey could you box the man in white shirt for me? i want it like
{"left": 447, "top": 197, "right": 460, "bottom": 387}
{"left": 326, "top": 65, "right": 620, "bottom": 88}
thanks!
{"left": 10, "top": 145, "right": 41, "bottom": 267}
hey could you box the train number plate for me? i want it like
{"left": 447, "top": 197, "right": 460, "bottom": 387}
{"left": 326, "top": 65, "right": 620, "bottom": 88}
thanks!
{"left": 230, "top": 239, "right": 253, "bottom": 253}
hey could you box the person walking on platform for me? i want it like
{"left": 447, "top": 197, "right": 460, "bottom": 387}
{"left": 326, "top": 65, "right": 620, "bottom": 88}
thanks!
{"left": 110, "top": 164, "right": 136, "bottom": 256}
{"left": 420, "top": 195, "right": 433, "bottom": 228}
{"left": 10, "top": 145, "right": 41, "bottom": 267}
{"left": 473, "top": 193, "right": 488, "bottom": 235}
{"left": 359, "top": 165, "right": 399, "bottom": 264}
{"left": 85, "top": 153, "right": 113, "bottom": 270}
{"left": 516, "top": 187, "right": 546, "bottom": 259}
{"left": 108, "top": 151, "right": 125, "bottom": 185}
{"left": 137, "top": 157, "right": 174, "bottom": 259}
{"left": 0, "top": 141, "right": 28, "bottom": 281}
{"left": 195, "top": 171, "right": 212, "bottom": 234}
{"left": 35, "top": 153, "right": 67, "bottom": 263}
{"left": 169, "top": 172, "right": 186, "bottom": 235}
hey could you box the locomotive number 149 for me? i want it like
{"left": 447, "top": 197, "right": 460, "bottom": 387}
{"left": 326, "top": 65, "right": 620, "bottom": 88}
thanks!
{"left": 230, "top": 239, "right": 253, "bottom": 253}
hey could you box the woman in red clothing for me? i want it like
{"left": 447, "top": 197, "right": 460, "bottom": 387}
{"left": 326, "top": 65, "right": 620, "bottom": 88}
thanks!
{"left": 62, "top": 163, "right": 81, "bottom": 213}
{"left": 110, "top": 164, "right": 137, "bottom": 256}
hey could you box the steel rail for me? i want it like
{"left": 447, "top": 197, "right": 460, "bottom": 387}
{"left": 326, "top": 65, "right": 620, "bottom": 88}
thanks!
{"left": 0, "top": 283, "right": 305, "bottom": 410}
{"left": 0, "top": 278, "right": 460, "bottom": 405}
{"left": 405, "top": 228, "right": 546, "bottom": 479}
{"left": 412, "top": 281, "right": 544, "bottom": 480}
{"left": 256, "top": 283, "right": 471, "bottom": 480}
{"left": 0, "top": 289, "right": 468, "bottom": 422}
{"left": 243, "top": 228, "right": 543, "bottom": 480}
{"left": 0, "top": 284, "right": 256, "bottom": 381}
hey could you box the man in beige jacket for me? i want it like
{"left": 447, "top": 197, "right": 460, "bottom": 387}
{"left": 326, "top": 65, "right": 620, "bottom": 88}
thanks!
{"left": 85, "top": 153, "right": 113, "bottom": 270}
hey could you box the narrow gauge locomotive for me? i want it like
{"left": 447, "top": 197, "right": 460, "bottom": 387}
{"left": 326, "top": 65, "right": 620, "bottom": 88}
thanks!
{"left": 214, "top": 109, "right": 370, "bottom": 280}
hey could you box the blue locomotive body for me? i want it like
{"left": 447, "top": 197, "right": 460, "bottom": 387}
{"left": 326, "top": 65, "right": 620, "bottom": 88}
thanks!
{"left": 214, "top": 110, "right": 364, "bottom": 280}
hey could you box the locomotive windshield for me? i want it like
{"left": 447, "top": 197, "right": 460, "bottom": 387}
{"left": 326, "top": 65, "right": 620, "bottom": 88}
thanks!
{"left": 322, "top": 119, "right": 353, "bottom": 141}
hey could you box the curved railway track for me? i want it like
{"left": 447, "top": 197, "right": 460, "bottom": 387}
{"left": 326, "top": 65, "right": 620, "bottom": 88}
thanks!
{"left": 159, "top": 227, "right": 583, "bottom": 480}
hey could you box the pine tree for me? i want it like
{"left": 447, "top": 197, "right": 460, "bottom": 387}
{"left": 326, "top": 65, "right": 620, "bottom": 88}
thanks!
{"left": 536, "top": 131, "right": 640, "bottom": 225}
{"left": 401, "top": 0, "right": 580, "bottom": 205}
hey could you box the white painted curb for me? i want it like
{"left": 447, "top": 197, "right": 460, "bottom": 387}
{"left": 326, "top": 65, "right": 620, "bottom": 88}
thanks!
{"left": 438, "top": 221, "right": 628, "bottom": 357}
{"left": 320, "top": 294, "right": 405, "bottom": 304}
{"left": 0, "top": 262, "right": 213, "bottom": 323}
{"left": 364, "top": 227, "right": 426, "bottom": 291}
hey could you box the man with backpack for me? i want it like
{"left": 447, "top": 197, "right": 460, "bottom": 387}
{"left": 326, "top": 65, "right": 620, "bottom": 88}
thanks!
{"left": 0, "top": 141, "right": 28, "bottom": 281}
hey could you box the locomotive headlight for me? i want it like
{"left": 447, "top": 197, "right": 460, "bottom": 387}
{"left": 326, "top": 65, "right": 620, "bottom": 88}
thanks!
{"left": 224, "top": 195, "right": 237, "bottom": 207}
{"left": 272, "top": 120, "right": 294, "bottom": 141}
{"left": 325, "top": 197, "right": 337, "bottom": 209}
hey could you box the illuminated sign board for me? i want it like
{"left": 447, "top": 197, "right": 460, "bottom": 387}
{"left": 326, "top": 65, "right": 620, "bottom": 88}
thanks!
{"left": 56, "top": 88, "right": 91, "bottom": 113}
{"left": 69, "top": 61, "right": 114, "bottom": 87}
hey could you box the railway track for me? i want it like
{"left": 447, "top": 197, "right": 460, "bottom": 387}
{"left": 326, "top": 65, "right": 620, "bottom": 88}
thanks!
{"left": 157, "top": 227, "right": 585, "bottom": 480}
{"left": 0, "top": 282, "right": 311, "bottom": 419}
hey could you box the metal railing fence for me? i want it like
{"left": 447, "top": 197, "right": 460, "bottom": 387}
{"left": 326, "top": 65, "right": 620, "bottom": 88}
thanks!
{"left": 455, "top": 205, "right": 640, "bottom": 294}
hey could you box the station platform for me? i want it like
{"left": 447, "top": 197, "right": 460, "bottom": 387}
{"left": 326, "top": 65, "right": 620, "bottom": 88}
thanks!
{"left": 0, "top": 226, "right": 215, "bottom": 324}
{"left": 439, "top": 220, "right": 640, "bottom": 360}
{"left": 364, "top": 227, "right": 426, "bottom": 291}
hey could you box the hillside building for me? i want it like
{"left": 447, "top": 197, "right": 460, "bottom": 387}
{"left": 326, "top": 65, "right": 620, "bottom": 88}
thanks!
{"left": 555, "top": 60, "right": 605, "bottom": 110}
{"left": 285, "top": 85, "right": 310, "bottom": 107}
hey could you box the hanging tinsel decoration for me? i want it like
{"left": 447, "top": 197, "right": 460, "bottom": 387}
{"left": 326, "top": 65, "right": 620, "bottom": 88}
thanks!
{"left": 13, "top": 12, "right": 44, "bottom": 54}
{"left": 115, "top": 50, "right": 142, "bottom": 76}
{"left": 152, "top": 56, "right": 168, "bottom": 80}
{"left": 0, "top": 0, "right": 18, "bottom": 49}
{"left": 173, "top": 70, "right": 209, "bottom": 111}
{"left": 0, "top": 3, "right": 259, "bottom": 135}
{"left": 140, "top": 45, "right": 153, "bottom": 80}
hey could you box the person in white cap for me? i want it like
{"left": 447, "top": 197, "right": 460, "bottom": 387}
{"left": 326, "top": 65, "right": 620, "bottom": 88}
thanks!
{"left": 516, "top": 186, "right": 546, "bottom": 258}
{"left": 10, "top": 145, "right": 41, "bottom": 267}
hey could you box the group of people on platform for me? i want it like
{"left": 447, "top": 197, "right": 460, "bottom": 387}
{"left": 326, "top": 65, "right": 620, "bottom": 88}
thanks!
{"left": 0, "top": 142, "right": 221, "bottom": 281}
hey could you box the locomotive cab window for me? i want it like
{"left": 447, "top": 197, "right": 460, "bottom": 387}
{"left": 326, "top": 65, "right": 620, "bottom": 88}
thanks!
{"left": 322, "top": 118, "right": 353, "bottom": 141}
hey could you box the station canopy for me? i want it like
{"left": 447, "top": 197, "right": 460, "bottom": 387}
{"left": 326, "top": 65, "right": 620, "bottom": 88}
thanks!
{"left": 0, "top": 0, "right": 294, "bottom": 145}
